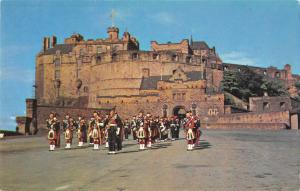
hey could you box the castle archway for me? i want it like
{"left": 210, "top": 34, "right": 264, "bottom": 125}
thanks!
{"left": 173, "top": 105, "right": 186, "bottom": 118}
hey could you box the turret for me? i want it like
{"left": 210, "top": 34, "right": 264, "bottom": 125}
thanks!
{"left": 107, "top": 27, "right": 119, "bottom": 41}
{"left": 284, "top": 64, "right": 293, "bottom": 80}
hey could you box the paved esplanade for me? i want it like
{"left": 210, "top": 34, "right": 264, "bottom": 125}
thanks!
{"left": 1, "top": 130, "right": 299, "bottom": 191}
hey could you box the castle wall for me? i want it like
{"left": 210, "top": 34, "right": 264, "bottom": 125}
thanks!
{"left": 249, "top": 96, "right": 292, "bottom": 113}
{"left": 214, "top": 110, "right": 290, "bottom": 125}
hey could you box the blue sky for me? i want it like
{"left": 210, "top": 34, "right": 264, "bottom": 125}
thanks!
{"left": 1, "top": 0, "right": 300, "bottom": 130}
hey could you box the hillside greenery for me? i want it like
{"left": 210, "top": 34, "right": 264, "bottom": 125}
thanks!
{"left": 221, "top": 66, "right": 288, "bottom": 102}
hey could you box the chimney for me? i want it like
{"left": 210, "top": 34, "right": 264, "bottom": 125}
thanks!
{"left": 51, "top": 36, "right": 57, "bottom": 47}
{"left": 43, "top": 37, "right": 50, "bottom": 51}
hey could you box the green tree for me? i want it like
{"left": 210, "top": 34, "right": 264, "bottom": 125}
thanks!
{"left": 221, "top": 66, "right": 288, "bottom": 102}
{"left": 294, "top": 81, "right": 300, "bottom": 101}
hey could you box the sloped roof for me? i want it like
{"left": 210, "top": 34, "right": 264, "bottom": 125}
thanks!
{"left": 140, "top": 71, "right": 203, "bottom": 90}
{"left": 190, "top": 41, "right": 209, "bottom": 50}
{"left": 42, "top": 44, "right": 75, "bottom": 55}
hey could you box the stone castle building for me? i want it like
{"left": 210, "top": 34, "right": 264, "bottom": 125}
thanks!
{"left": 17, "top": 25, "right": 300, "bottom": 134}
{"left": 35, "top": 26, "right": 224, "bottom": 118}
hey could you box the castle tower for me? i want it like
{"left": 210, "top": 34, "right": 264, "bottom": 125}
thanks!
{"left": 284, "top": 64, "right": 293, "bottom": 80}
{"left": 107, "top": 27, "right": 119, "bottom": 41}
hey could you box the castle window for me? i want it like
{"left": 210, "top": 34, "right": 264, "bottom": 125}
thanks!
{"left": 55, "top": 70, "right": 60, "bottom": 79}
{"left": 132, "top": 53, "right": 139, "bottom": 60}
{"left": 54, "top": 59, "right": 60, "bottom": 67}
{"left": 192, "top": 104, "right": 197, "bottom": 116}
{"left": 153, "top": 53, "right": 159, "bottom": 60}
{"left": 171, "top": 54, "right": 178, "bottom": 62}
{"left": 162, "top": 104, "right": 168, "bottom": 118}
{"left": 142, "top": 68, "right": 150, "bottom": 78}
{"left": 99, "top": 101, "right": 101, "bottom": 104}
{"left": 121, "top": 100, "right": 124, "bottom": 104}
{"left": 146, "top": 99, "right": 149, "bottom": 103}
{"left": 238, "top": 68, "right": 241, "bottom": 72}
{"left": 275, "top": 72, "right": 280, "bottom": 78}
{"left": 97, "top": 46, "right": 105, "bottom": 53}
{"left": 83, "top": 86, "right": 89, "bottom": 93}
{"left": 107, "top": 100, "right": 110, "bottom": 104}
{"left": 82, "top": 56, "right": 90, "bottom": 63}
{"left": 88, "top": 46, "right": 93, "bottom": 53}
{"left": 79, "top": 49, "right": 84, "bottom": 55}
{"left": 96, "top": 56, "right": 102, "bottom": 63}
{"left": 55, "top": 50, "right": 61, "bottom": 56}
{"left": 263, "top": 102, "right": 270, "bottom": 110}
{"left": 186, "top": 56, "right": 192, "bottom": 63}
{"left": 280, "top": 102, "right": 286, "bottom": 109}
{"left": 111, "top": 53, "right": 117, "bottom": 62}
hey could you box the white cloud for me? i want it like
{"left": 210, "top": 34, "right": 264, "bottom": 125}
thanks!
{"left": 10, "top": 116, "right": 16, "bottom": 120}
{"left": 149, "top": 12, "right": 176, "bottom": 25}
{"left": 297, "top": 0, "right": 300, "bottom": 5}
{"left": 220, "top": 51, "right": 258, "bottom": 66}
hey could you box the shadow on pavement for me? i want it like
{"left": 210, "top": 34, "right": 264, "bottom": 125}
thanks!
{"left": 193, "top": 141, "right": 212, "bottom": 150}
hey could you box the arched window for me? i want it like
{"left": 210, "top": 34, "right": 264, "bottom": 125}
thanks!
{"left": 111, "top": 53, "right": 117, "bottom": 62}
{"left": 132, "top": 53, "right": 138, "bottom": 60}
{"left": 192, "top": 103, "right": 197, "bottom": 116}
{"left": 171, "top": 54, "right": 178, "bottom": 62}
{"left": 96, "top": 56, "right": 101, "bottom": 63}
{"left": 163, "top": 104, "right": 168, "bottom": 118}
{"left": 186, "top": 56, "right": 192, "bottom": 63}
{"left": 153, "top": 53, "right": 159, "bottom": 60}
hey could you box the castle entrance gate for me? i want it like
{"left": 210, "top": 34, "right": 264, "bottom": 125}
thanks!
{"left": 173, "top": 106, "right": 186, "bottom": 119}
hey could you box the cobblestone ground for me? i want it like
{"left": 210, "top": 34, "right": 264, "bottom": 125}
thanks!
{"left": 0, "top": 129, "right": 300, "bottom": 191}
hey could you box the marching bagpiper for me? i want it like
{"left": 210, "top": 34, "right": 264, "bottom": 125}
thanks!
{"left": 48, "top": 125, "right": 56, "bottom": 151}
{"left": 91, "top": 123, "right": 100, "bottom": 150}
{"left": 64, "top": 124, "right": 72, "bottom": 149}
{"left": 185, "top": 111, "right": 196, "bottom": 151}
{"left": 62, "top": 114, "right": 70, "bottom": 132}
{"left": 137, "top": 122, "right": 146, "bottom": 150}
{"left": 107, "top": 111, "right": 117, "bottom": 154}
{"left": 170, "top": 116, "right": 177, "bottom": 141}
{"left": 114, "top": 112, "right": 123, "bottom": 151}
{"left": 130, "top": 116, "right": 137, "bottom": 140}
{"left": 88, "top": 117, "right": 96, "bottom": 145}
{"left": 52, "top": 117, "right": 61, "bottom": 147}
{"left": 159, "top": 119, "right": 168, "bottom": 141}
{"left": 144, "top": 116, "right": 152, "bottom": 148}
{"left": 186, "top": 127, "right": 195, "bottom": 151}
{"left": 123, "top": 119, "right": 130, "bottom": 140}
{"left": 77, "top": 118, "right": 86, "bottom": 147}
